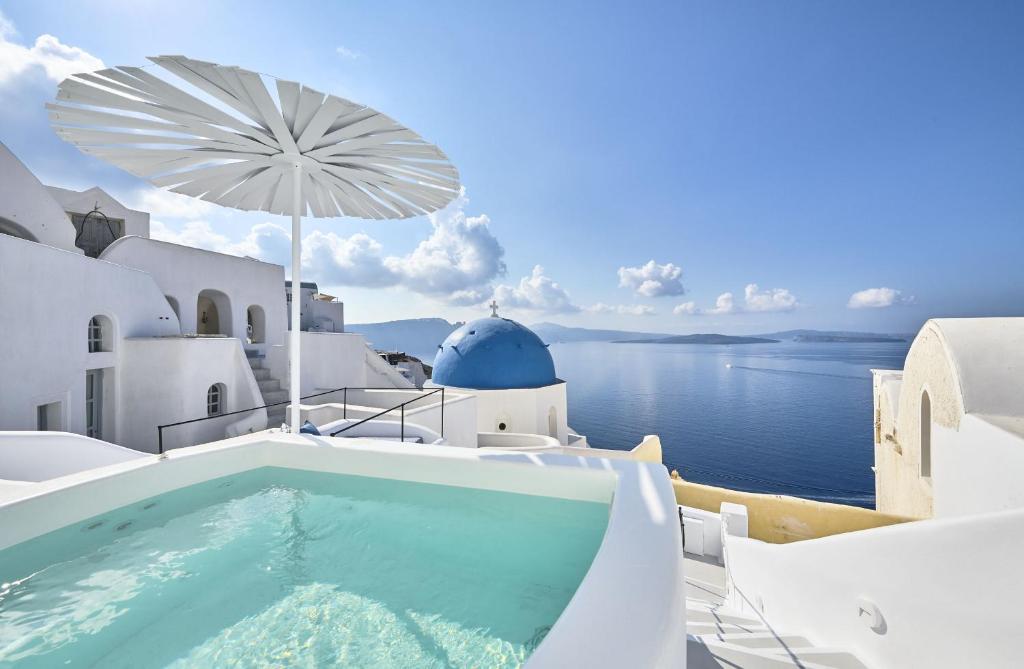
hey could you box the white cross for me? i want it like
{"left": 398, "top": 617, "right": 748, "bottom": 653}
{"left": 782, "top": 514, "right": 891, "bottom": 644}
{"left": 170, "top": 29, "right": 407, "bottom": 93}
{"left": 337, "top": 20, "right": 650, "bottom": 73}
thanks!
{"left": 489, "top": 300, "right": 499, "bottom": 317}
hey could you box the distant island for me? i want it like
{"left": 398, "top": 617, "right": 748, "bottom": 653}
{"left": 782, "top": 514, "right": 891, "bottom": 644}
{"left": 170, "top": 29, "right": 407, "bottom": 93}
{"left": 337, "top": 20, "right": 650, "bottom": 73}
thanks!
{"left": 531, "top": 322, "right": 669, "bottom": 343}
{"left": 613, "top": 334, "right": 780, "bottom": 345}
{"left": 792, "top": 334, "right": 906, "bottom": 343}
{"left": 755, "top": 329, "right": 910, "bottom": 343}
{"left": 345, "top": 319, "right": 909, "bottom": 354}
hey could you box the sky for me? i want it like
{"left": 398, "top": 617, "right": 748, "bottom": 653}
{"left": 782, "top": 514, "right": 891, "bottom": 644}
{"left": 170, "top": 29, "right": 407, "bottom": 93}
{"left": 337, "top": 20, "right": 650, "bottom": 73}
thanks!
{"left": 1, "top": 1, "right": 1022, "bottom": 334}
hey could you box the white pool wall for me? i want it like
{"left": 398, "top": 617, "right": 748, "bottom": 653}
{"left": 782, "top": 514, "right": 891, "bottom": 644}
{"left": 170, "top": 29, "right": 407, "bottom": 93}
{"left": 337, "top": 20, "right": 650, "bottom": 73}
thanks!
{"left": 0, "top": 433, "right": 686, "bottom": 668}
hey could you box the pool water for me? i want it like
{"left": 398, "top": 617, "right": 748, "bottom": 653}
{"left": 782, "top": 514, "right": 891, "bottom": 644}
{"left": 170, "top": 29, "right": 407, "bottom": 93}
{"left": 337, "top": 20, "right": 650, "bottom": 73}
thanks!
{"left": 0, "top": 468, "right": 610, "bottom": 668}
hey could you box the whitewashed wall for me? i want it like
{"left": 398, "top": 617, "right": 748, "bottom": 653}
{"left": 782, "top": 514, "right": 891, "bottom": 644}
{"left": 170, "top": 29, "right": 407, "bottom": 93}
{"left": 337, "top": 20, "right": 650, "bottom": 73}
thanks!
{"left": 266, "top": 332, "right": 414, "bottom": 398}
{"left": 0, "top": 143, "right": 80, "bottom": 252}
{"left": 432, "top": 382, "right": 569, "bottom": 445}
{"left": 102, "top": 236, "right": 286, "bottom": 354}
{"left": 118, "top": 337, "right": 265, "bottom": 453}
{"left": 933, "top": 415, "right": 1024, "bottom": 517}
{"left": 724, "top": 507, "right": 1024, "bottom": 668}
{"left": 0, "top": 234, "right": 179, "bottom": 441}
{"left": 0, "top": 432, "right": 145, "bottom": 481}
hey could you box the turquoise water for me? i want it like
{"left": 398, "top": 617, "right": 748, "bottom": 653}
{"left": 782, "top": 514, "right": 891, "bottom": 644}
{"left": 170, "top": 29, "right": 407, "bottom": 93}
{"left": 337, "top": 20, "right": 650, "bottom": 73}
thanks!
{"left": 0, "top": 468, "right": 609, "bottom": 668}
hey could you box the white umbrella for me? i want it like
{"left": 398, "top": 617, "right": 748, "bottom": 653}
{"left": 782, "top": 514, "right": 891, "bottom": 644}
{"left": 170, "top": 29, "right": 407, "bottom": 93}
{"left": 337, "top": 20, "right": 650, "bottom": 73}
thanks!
{"left": 49, "top": 55, "right": 460, "bottom": 432}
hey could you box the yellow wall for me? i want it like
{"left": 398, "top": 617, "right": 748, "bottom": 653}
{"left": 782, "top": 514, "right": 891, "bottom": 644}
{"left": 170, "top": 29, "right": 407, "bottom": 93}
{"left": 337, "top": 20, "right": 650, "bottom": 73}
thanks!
{"left": 672, "top": 475, "right": 914, "bottom": 543}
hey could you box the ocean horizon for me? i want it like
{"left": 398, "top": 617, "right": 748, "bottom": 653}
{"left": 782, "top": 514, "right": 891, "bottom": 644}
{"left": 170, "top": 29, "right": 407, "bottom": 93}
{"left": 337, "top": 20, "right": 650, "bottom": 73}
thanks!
{"left": 541, "top": 340, "right": 912, "bottom": 508}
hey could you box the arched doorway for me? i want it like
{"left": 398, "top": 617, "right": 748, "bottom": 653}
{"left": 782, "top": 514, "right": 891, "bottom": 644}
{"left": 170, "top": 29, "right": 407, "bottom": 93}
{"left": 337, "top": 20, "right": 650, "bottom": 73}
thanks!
{"left": 548, "top": 406, "right": 558, "bottom": 438}
{"left": 247, "top": 305, "right": 266, "bottom": 344}
{"left": 197, "top": 289, "right": 232, "bottom": 336}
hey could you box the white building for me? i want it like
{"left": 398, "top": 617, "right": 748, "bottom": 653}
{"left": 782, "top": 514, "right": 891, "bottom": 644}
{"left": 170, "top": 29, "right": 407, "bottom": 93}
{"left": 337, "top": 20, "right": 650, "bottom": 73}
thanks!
{"left": 0, "top": 142, "right": 413, "bottom": 453}
{"left": 427, "top": 310, "right": 580, "bottom": 446}
{"left": 872, "top": 317, "right": 1024, "bottom": 518}
{"left": 285, "top": 280, "right": 344, "bottom": 333}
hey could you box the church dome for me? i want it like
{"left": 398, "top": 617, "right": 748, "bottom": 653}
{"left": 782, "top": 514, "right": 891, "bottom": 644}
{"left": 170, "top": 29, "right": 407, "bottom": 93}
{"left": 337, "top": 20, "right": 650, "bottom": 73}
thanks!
{"left": 432, "top": 317, "right": 557, "bottom": 390}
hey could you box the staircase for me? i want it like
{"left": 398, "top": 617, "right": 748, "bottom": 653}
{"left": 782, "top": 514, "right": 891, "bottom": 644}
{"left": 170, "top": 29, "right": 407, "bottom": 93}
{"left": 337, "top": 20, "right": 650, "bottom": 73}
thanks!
{"left": 685, "top": 558, "right": 866, "bottom": 669}
{"left": 246, "top": 351, "right": 288, "bottom": 428}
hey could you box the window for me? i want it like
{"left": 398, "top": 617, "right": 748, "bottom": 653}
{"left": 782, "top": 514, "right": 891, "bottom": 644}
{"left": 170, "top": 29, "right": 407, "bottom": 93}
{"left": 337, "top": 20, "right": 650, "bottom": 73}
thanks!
{"left": 86, "top": 370, "right": 103, "bottom": 438}
{"left": 88, "top": 315, "right": 113, "bottom": 352}
{"left": 88, "top": 317, "right": 103, "bottom": 352}
{"left": 207, "top": 384, "right": 225, "bottom": 416}
{"left": 37, "top": 401, "right": 62, "bottom": 431}
{"left": 920, "top": 391, "right": 932, "bottom": 478}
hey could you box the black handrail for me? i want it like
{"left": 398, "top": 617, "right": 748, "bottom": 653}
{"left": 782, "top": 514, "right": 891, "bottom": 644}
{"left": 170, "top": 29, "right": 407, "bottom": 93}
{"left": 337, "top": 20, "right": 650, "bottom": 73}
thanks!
{"left": 329, "top": 387, "right": 445, "bottom": 441}
{"left": 157, "top": 386, "right": 445, "bottom": 454}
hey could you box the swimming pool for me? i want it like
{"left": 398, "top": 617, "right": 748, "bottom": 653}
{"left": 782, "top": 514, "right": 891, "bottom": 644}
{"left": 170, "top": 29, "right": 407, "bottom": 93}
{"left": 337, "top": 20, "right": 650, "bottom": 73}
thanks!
{"left": 0, "top": 434, "right": 687, "bottom": 668}
{"left": 0, "top": 467, "right": 608, "bottom": 667}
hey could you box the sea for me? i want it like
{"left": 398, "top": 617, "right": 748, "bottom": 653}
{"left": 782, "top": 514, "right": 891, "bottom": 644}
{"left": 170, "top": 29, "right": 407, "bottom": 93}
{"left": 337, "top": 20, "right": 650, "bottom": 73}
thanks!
{"left": 547, "top": 340, "right": 911, "bottom": 508}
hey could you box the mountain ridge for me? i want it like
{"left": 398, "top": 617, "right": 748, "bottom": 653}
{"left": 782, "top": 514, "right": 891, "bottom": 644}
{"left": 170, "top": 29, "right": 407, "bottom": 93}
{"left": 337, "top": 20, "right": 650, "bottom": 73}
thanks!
{"left": 345, "top": 318, "right": 910, "bottom": 355}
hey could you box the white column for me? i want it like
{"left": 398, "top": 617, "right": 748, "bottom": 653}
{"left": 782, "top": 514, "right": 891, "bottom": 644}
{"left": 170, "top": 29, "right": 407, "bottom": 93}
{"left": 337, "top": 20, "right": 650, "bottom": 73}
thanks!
{"left": 289, "top": 161, "right": 302, "bottom": 431}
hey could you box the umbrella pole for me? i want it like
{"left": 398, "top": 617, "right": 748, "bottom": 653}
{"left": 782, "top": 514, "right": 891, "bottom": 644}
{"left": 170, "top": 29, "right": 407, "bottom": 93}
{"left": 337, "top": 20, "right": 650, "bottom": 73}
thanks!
{"left": 289, "top": 160, "right": 302, "bottom": 432}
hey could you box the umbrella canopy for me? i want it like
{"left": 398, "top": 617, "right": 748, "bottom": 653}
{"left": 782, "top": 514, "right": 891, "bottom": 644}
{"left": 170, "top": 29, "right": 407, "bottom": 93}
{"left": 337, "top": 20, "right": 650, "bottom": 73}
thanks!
{"left": 49, "top": 55, "right": 461, "bottom": 435}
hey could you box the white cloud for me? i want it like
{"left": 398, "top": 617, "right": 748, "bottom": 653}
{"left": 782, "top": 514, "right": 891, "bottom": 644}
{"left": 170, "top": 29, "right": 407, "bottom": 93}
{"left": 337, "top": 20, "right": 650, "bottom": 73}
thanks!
{"left": 673, "top": 301, "right": 698, "bottom": 315}
{"left": 743, "top": 283, "right": 798, "bottom": 312}
{"left": 493, "top": 266, "right": 580, "bottom": 313}
{"left": 670, "top": 284, "right": 797, "bottom": 316}
{"left": 133, "top": 188, "right": 215, "bottom": 220}
{"left": 385, "top": 189, "right": 506, "bottom": 296}
{"left": 708, "top": 292, "right": 736, "bottom": 315}
{"left": 148, "top": 190, "right": 505, "bottom": 303}
{"left": 336, "top": 45, "right": 361, "bottom": 60}
{"left": 588, "top": 302, "right": 656, "bottom": 316}
{"left": 847, "top": 287, "right": 913, "bottom": 309}
{"left": 150, "top": 220, "right": 231, "bottom": 251}
{"left": 618, "top": 260, "right": 685, "bottom": 297}
{"left": 0, "top": 11, "right": 103, "bottom": 86}
{"left": 302, "top": 230, "right": 399, "bottom": 288}
{"left": 0, "top": 12, "right": 15, "bottom": 39}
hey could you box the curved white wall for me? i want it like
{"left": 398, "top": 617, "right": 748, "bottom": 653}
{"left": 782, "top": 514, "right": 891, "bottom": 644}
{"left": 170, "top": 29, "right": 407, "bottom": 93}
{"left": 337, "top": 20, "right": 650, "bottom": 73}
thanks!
{"left": 0, "top": 234, "right": 180, "bottom": 441}
{"left": 0, "top": 431, "right": 145, "bottom": 481}
{"left": 102, "top": 236, "right": 287, "bottom": 352}
{"left": 724, "top": 506, "right": 1024, "bottom": 668}
{"left": 0, "top": 143, "right": 80, "bottom": 252}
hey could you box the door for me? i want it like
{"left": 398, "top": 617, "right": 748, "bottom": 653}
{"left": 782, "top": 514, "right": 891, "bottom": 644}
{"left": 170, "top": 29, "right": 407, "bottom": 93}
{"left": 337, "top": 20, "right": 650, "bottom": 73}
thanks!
{"left": 86, "top": 369, "right": 103, "bottom": 439}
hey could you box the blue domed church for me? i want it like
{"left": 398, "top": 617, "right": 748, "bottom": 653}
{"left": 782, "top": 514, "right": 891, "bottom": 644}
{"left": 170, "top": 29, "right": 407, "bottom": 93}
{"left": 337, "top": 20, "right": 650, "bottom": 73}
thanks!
{"left": 430, "top": 305, "right": 569, "bottom": 443}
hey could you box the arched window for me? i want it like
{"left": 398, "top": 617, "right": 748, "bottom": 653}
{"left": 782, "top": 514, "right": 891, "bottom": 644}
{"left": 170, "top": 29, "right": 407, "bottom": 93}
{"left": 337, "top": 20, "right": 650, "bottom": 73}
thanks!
{"left": 207, "top": 383, "right": 226, "bottom": 416}
{"left": 88, "top": 316, "right": 113, "bottom": 352}
{"left": 920, "top": 390, "right": 932, "bottom": 478}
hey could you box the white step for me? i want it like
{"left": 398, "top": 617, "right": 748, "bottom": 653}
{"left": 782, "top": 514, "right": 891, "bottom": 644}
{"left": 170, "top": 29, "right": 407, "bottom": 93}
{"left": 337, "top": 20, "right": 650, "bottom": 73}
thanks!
{"left": 688, "top": 621, "right": 769, "bottom": 635}
{"left": 768, "top": 647, "right": 868, "bottom": 669}
{"left": 688, "top": 637, "right": 844, "bottom": 669}
{"left": 684, "top": 593, "right": 866, "bottom": 668}
{"left": 252, "top": 368, "right": 271, "bottom": 381}
{"left": 258, "top": 379, "right": 281, "bottom": 393}
{"left": 686, "top": 607, "right": 764, "bottom": 627}
{"left": 703, "top": 632, "right": 812, "bottom": 651}
{"left": 262, "top": 389, "right": 288, "bottom": 404}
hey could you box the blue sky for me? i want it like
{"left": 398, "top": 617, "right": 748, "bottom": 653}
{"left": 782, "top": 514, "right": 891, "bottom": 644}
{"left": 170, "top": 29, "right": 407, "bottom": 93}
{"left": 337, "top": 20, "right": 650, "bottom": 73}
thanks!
{"left": 2, "top": 1, "right": 1022, "bottom": 333}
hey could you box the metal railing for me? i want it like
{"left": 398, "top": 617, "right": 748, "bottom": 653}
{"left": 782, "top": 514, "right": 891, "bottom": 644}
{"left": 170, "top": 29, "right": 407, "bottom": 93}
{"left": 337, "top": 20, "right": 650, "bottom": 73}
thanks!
{"left": 330, "top": 387, "right": 445, "bottom": 443}
{"left": 157, "top": 386, "right": 446, "bottom": 454}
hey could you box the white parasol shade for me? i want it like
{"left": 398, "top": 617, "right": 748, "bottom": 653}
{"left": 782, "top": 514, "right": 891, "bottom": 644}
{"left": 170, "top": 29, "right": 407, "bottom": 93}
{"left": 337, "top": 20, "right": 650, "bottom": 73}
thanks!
{"left": 49, "top": 55, "right": 460, "bottom": 434}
